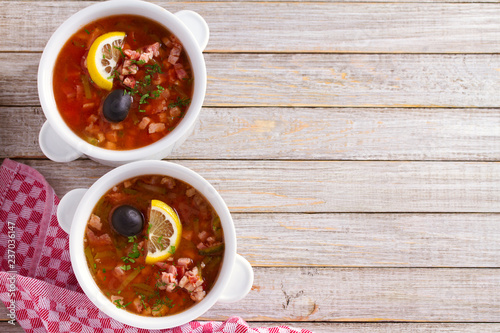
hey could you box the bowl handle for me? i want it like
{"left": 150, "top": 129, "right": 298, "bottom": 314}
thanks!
{"left": 39, "top": 121, "right": 83, "bottom": 162}
{"left": 218, "top": 254, "right": 254, "bottom": 303}
{"left": 57, "top": 188, "right": 87, "bottom": 233}
{"left": 174, "top": 10, "right": 209, "bottom": 51}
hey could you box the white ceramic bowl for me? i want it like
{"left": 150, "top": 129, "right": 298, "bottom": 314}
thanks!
{"left": 57, "top": 160, "right": 253, "bottom": 329}
{"left": 38, "top": 0, "right": 209, "bottom": 166}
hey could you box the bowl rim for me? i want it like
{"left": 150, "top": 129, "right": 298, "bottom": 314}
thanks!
{"left": 69, "top": 160, "right": 236, "bottom": 329}
{"left": 37, "top": 0, "right": 207, "bottom": 161}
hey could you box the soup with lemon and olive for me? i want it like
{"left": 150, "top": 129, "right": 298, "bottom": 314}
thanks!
{"left": 53, "top": 15, "right": 194, "bottom": 150}
{"left": 84, "top": 175, "right": 224, "bottom": 316}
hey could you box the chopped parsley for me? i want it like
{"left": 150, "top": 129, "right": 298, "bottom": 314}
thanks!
{"left": 152, "top": 296, "right": 174, "bottom": 311}
{"left": 113, "top": 298, "right": 131, "bottom": 309}
{"left": 119, "top": 265, "right": 132, "bottom": 271}
{"left": 169, "top": 97, "right": 191, "bottom": 108}
{"left": 113, "top": 45, "right": 126, "bottom": 58}
{"left": 139, "top": 93, "right": 150, "bottom": 104}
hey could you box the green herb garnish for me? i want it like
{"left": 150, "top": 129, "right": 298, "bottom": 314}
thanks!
{"left": 169, "top": 97, "right": 191, "bottom": 108}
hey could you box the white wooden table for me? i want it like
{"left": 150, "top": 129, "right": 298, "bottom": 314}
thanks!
{"left": 1, "top": 1, "right": 500, "bottom": 332}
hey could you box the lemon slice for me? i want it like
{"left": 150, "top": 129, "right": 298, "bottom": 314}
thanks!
{"left": 87, "top": 31, "right": 126, "bottom": 90}
{"left": 145, "top": 200, "right": 182, "bottom": 265}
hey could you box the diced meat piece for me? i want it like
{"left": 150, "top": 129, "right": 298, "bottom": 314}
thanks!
{"left": 138, "top": 117, "right": 151, "bottom": 130}
{"left": 182, "top": 229, "right": 194, "bottom": 241}
{"left": 160, "top": 176, "right": 176, "bottom": 189}
{"left": 152, "top": 304, "right": 168, "bottom": 317}
{"left": 124, "top": 49, "right": 140, "bottom": 61}
{"left": 138, "top": 42, "right": 160, "bottom": 63}
{"left": 161, "top": 36, "right": 172, "bottom": 48}
{"left": 178, "top": 275, "right": 188, "bottom": 289}
{"left": 123, "top": 76, "right": 136, "bottom": 88}
{"left": 132, "top": 296, "right": 143, "bottom": 313}
{"left": 123, "top": 180, "right": 132, "bottom": 188}
{"left": 168, "top": 54, "right": 179, "bottom": 65}
{"left": 157, "top": 112, "right": 168, "bottom": 123}
{"left": 86, "top": 229, "right": 112, "bottom": 246}
{"left": 146, "top": 42, "right": 161, "bottom": 57}
{"left": 88, "top": 114, "right": 98, "bottom": 123}
{"left": 155, "top": 261, "right": 171, "bottom": 270}
{"left": 84, "top": 122, "right": 98, "bottom": 134}
{"left": 193, "top": 194, "right": 206, "bottom": 208}
{"left": 148, "top": 123, "right": 166, "bottom": 134}
{"left": 105, "top": 131, "right": 118, "bottom": 143}
{"left": 197, "top": 242, "right": 206, "bottom": 250}
{"left": 170, "top": 47, "right": 181, "bottom": 57}
{"left": 97, "top": 132, "right": 105, "bottom": 143}
{"left": 138, "top": 52, "right": 152, "bottom": 64}
{"left": 62, "top": 85, "right": 76, "bottom": 100}
{"left": 168, "top": 265, "right": 178, "bottom": 276}
{"left": 161, "top": 89, "right": 170, "bottom": 100}
{"left": 168, "top": 47, "right": 181, "bottom": 65}
{"left": 198, "top": 231, "right": 209, "bottom": 242}
{"left": 88, "top": 214, "right": 102, "bottom": 231}
{"left": 82, "top": 103, "right": 95, "bottom": 111}
{"left": 104, "top": 141, "right": 117, "bottom": 150}
{"left": 179, "top": 266, "right": 204, "bottom": 295}
{"left": 121, "top": 59, "right": 138, "bottom": 75}
{"left": 113, "top": 266, "right": 125, "bottom": 278}
{"left": 177, "top": 257, "right": 191, "bottom": 267}
{"left": 158, "top": 271, "right": 178, "bottom": 292}
{"left": 176, "top": 265, "right": 186, "bottom": 277}
{"left": 110, "top": 123, "right": 124, "bottom": 130}
{"left": 186, "top": 188, "right": 196, "bottom": 197}
{"left": 105, "top": 191, "right": 130, "bottom": 205}
{"left": 170, "top": 106, "right": 181, "bottom": 118}
{"left": 174, "top": 63, "right": 188, "bottom": 80}
{"left": 111, "top": 295, "right": 124, "bottom": 303}
{"left": 191, "top": 287, "right": 206, "bottom": 302}
{"left": 76, "top": 85, "right": 83, "bottom": 99}
{"left": 142, "top": 307, "right": 152, "bottom": 316}
{"left": 152, "top": 73, "right": 165, "bottom": 85}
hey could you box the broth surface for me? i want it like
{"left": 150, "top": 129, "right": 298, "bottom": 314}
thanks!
{"left": 84, "top": 175, "right": 224, "bottom": 316}
{"left": 53, "top": 15, "right": 194, "bottom": 150}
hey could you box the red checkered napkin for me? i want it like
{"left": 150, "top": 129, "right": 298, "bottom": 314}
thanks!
{"left": 0, "top": 159, "right": 312, "bottom": 333}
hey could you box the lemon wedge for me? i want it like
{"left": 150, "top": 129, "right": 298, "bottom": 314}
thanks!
{"left": 145, "top": 200, "right": 182, "bottom": 265}
{"left": 87, "top": 31, "right": 126, "bottom": 90}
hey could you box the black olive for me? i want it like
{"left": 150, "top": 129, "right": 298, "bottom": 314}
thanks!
{"left": 102, "top": 89, "right": 132, "bottom": 123}
{"left": 111, "top": 205, "right": 144, "bottom": 237}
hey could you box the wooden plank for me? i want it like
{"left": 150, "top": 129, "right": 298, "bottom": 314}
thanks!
{"left": 235, "top": 213, "right": 500, "bottom": 268}
{"left": 202, "top": 268, "right": 500, "bottom": 322}
{"left": 1, "top": 268, "right": 499, "bottom": 322}
{"left": 205, "top": 53, "right": 500, "bottom": 107}
{"left": 2, "top": 106, "right": 500, "bottom": 161}
{"left": 2, "top": 2, "right": 500, "bottom": 53}
{"left": 0, "top": 320, "right": 499, "bottom": 333}
{"left": 3, "top": 53, "right": 500, "bottom": 107}
{"left": 13, "top": 159, "right": 500, "bottom": 213}
{"left": 0, "top": 317, "right": 499, "bottom": 333}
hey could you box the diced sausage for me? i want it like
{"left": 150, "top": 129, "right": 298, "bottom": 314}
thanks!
{"left": 86, "top": 229, "right": 112, "bottom": 246}
{"left": 148, "top": 123, "right": 165, "bottom": 134}
{"left": 138, "top": 117, "right": 151, "bottom": 130}
{"left": 88, "top": 214, "right": 102, "bottom": 231}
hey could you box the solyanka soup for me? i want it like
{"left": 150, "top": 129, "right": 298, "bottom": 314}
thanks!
{"left": 84, "top": 175, "right": 224, "bottom": 316}
{"left": 53, "top": 15, "right": 194, "bottom": 150}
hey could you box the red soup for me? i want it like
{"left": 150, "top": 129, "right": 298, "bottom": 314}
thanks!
{"left": 85, "top": 175, "right": 224, "bottom": 316}
{"left": 53, "top": 15, "right": 194, "bottom": 150}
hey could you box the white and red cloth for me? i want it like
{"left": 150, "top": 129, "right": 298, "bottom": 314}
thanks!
{"left": 0, "top": 159, "right": 312, "bottom": 333}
